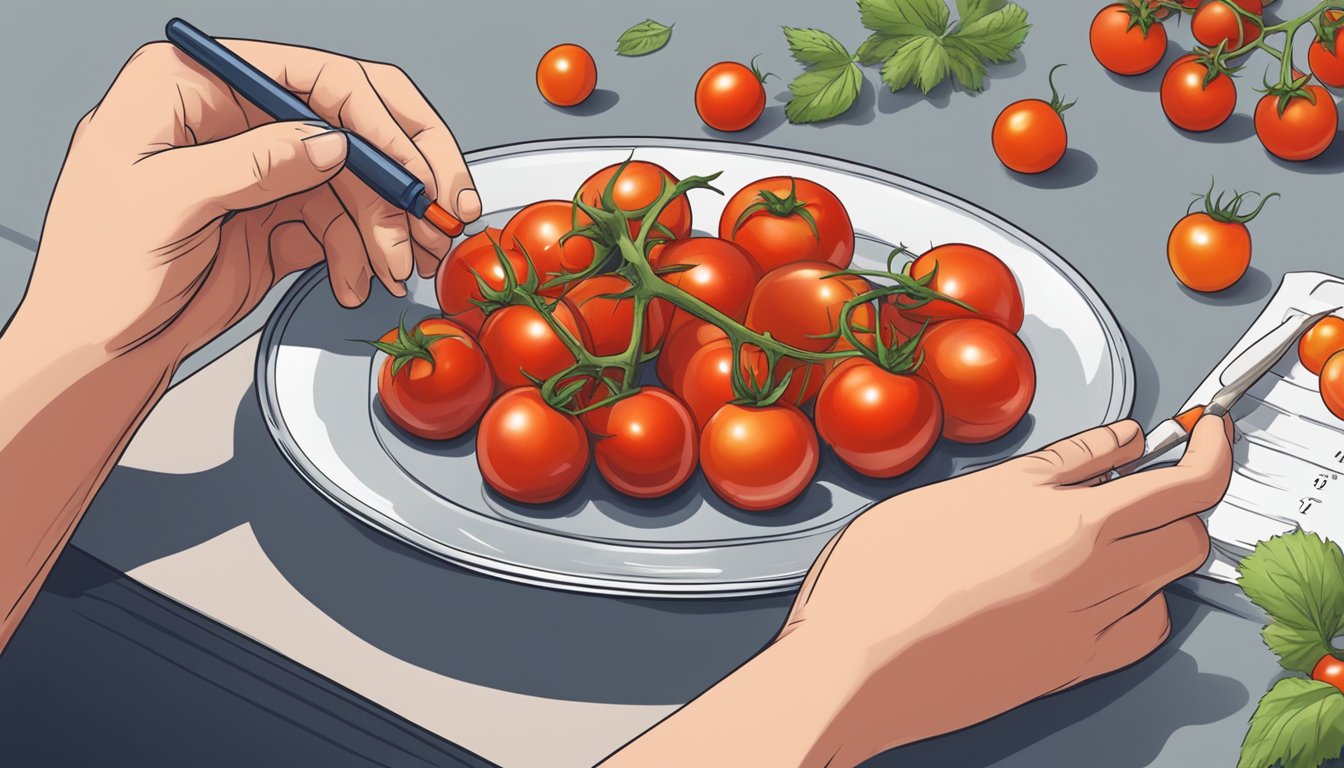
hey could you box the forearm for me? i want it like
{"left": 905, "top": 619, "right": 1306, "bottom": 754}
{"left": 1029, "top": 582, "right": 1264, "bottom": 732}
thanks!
{"left": 0, "top": 305, "right": 176, "bottom": 650}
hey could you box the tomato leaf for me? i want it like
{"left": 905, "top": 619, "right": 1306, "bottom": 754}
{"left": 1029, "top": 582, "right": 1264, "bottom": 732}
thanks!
{"left": 1237, "top": 678, "right": 1344, "bottom": 768}
{"left": 860, "top": 0, "right": 1029, "bottom": 93}
{"left": 616, "top": 19, "right": 673, "bottom": 56}
{"left": 782, "top": 28, "right": 864, "bottom": 124}
{"left": 1239, "top": 531, "right": 1344, "bottom": 674}
{"left": 953, "top": 2, "right": 1030, "bottom": 64}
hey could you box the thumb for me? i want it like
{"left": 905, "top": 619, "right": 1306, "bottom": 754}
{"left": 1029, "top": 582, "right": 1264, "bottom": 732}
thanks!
{"left": 163, "top": 121, "right": 348, "bottom": 224}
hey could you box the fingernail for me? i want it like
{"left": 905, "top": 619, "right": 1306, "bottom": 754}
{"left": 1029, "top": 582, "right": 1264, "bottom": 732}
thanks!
{"left": 457, "top": 188, "right": 482, "bottom": 221}
{"left": 390, "top": 280, "right": 407, "bottom": 298}
{"left": 1114, "top": 419, "right": 1141, "bottom": 445}
{"left": 302, "top": 129, "right": 348, "bottom": 171}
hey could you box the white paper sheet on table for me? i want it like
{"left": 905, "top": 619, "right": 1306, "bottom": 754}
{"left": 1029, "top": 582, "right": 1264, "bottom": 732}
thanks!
{"left": 1181, "top": 272, "right": 1344, "bottom": 582}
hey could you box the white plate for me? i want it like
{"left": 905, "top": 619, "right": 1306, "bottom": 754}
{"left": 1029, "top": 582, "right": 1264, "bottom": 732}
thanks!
{"left": 258, "top": 137, "right": 1134, "bottom": 598}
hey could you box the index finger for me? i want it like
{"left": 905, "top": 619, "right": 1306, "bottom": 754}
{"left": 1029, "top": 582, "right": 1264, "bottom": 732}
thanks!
{"left": 1092, "top": 415, "right": 1234, "bottom": 537}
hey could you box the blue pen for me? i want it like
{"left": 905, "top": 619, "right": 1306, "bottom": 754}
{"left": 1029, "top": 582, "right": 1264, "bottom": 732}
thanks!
{"left": 165, "top": 17, "right": 463, "bottom": 235}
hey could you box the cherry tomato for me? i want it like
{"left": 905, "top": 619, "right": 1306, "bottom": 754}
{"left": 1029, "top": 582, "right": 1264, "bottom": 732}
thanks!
{"left": 477, "top": 300, "right": 591, "bottom": 391}
{"left": 434, "top": 228, "right": 529, "bottom": 334}
{"left": 745, "top": 262, "right": 863, "bottom": 354}
{"left": 1299, "top": 316, "right": 1344, "bottom": 375}
{"left": 1313, "top": 655, "right": 1344, "bottom": 694}
{"left": 593, "top": 387, "right": 698, "bottom": 498}
{"left": 1161, "top": 54, "right": 1238, "bottom": 132}
{"left": 814, "top": 360, "right": 943, "bottom": 478}
{"left": 1090, "top": 4, "right": 1168, "bottom": 76}
{"left": 477, "top": 388, "right": 589, "bottom": 504}
{"left": 1255, "top": 87, "right": 1339, "bottom": 162}
{"left": 1309, "top": 25, "right": 1344, "bottom": 88}
{"left": 678, "top": 338, "right": 739, "bottom": 431}
{"left": 576, "top": 161, "right": 691, "bottom": 243}
{"left": 992, "top": 66, "right": 1070, "bottom": 174}
{"left": 896, "top": 244, "right": 1024, "bottom": 333}
{"left": 700, "top": 403, "right": 820, "bottom": 511}
{"left": 501, "top": 200, "right": 597, "bottom": 289}
{"left": 1193, "top": 0, "right": 1262, "bottom": 51}
{"left": 1167, "top": 213, "right": 1252, "bottom": 293}
{"left": 696, "top": 61, "right": 767, "bottom": 132}
{"left": 719, "top": 177, "right": 855, "bottom": 271}
{"left": 657, "top": 318, "right": 727, "bottom": 394}
{"left": 651, "top": 237, "right": 763, "bottom": 335}
{"left": 375, "top": 319, "right": 494, "bottom": 440}
{"left": 919, "top": 318, "right": 1036, "bottom": 443}
{"left": 567, "top": 274, "right": 671, "bottom": 356}
{"left": 536, "top": 44, "right": 597, "bottom": 107}
{"left": 1322, "top": 351, "right": 1344, "bottom": 421}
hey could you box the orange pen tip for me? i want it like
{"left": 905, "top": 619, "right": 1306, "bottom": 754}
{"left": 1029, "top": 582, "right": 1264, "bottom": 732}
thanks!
{"left": 1174, "top": 405, "right": 1205, "bottom": 434}
{"left": 424, "top": 201, "right": 464, "bottom": 237}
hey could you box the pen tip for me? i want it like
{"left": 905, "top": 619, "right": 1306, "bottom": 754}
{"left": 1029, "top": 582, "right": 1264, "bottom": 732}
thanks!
{"left": 424, "top": 202, "right": 464, "bottom": 237}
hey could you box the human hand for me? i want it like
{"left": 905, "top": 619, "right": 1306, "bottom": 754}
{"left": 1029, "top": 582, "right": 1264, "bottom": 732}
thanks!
{"left": 778, "top": 414, "right": 1234, "bottom": 764}
{"left": 16, "top": 39, "right": 478, "bottom": 367}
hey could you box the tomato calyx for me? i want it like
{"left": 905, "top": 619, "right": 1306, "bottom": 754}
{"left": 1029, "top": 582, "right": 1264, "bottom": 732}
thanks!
{"left": 1190, "top": 178, "right": 1279, "bottom": 225}
{"left": 748, "top": 54, "right": 776, "bottom": 85}
{"left": 730, "top": 177, "right": 821, "bottom": 241}
{"left": 1042, "top": 64, "right": 1077, "bottom": 116}
{"left": 1259, "top": 71, "right": 1320, "bottom": 116}
{"left": 1192, "top": 41, "right": 1245, "bottom": 87}
{"left": 1314, "top": 9, "right": 1344, "bottom": 53}
{"left": 367, "top": 316, "right": 453, "bottom": 377}
{"left": 1122, "top": 0, "right": 1165, "bottom": 35}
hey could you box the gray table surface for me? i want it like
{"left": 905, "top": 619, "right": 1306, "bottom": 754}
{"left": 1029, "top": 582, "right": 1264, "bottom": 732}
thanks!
{"left": 4, "top": 0, "right": 1341, "bottom": 765}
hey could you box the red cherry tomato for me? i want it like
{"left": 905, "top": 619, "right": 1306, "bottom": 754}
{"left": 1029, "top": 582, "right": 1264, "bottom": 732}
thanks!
{"left": 651, "top": 237, "right": 763, "bottom": 336}
{"left": 678, "top": 338, "right": 740, "bottom": 431}
{"left": 695, "top": 61, "right": 767, "bottom": 132}
{"left": 1090, "top": 4, "right": 1168, "bottom": 76}
{"left": 536, "top": 44, "right": 597, "bottom": 107}
{"left": 375, "top": 319, "right": 494, "bottom": 440}
{"left": 993, "top": 98, "right": 1068, "bottom": 174}
{"left": 814, "top": 360, "right": 943, "bottom": 478}
{"left": 1167, "top": 213, "right": 1252, "bottom": 293}
{"left": 477, "top": 388, "right": 589, "bottom": 504}
{"left": 1255, "top": 87, "right": 1339, "bottom": 162}
{"left": 567, "top": 274, "right": 671, "bottom": 356}
{"left": 1309, "top": 25, "right": 1344, "bottom": 88}
{"left": 745, "top": 262, "right": 863, "bottom": 354}
{"left": 1193, "top": 0, "right": 1262, "bottom": 51}
{"left": 1299, "top": 316, "right": 1344, "bottom": 375}
{"left": 719, "top": 177, "right": 855, "bottom": 272}
{"left": 657, "top": 318, "right": 727, "bottom": 395}
{"left": 896, "top": 244, "right": 1025, "bottom": 333}
{"left": 918, "top": 318, "right": 1036, "bottom": 443}
{"left": 1323, "top": 351, "right": 1344, "bottom": 421}
{"left": 1161, "top": 54, "right": 1238, "bottom": 132}
{"left": 434, "top": 228, "right": 529, "bottom": 334}
{"left": 1313, "top": 654, "right": 1344, "bottom": 693}
{"left": 700, "top": 403, "right": 820, "bottom": 511}
{"left": 593, "top": 387, "right": 698, "bottom": 498}
{"left": 477, "top": 300, "right": 591, "bottom": 391}
{"left": 501, "top": 200, "right": 597, "bottom": 289}
{"left": 576, "top": 161, "right": 691, "bottom": 243}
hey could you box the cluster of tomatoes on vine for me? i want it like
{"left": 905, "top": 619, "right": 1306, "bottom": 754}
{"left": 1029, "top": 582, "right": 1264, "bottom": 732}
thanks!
{"left": 1091, "top": 0, "right": 1344, "bottom": 161}
{"left": 371, "top": 160, "right": 1037, "bottom": 511}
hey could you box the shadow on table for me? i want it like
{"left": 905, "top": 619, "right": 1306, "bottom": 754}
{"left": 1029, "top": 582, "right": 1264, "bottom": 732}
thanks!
{"left": 861, "top": 598, "right": 1251, "bottom": 767}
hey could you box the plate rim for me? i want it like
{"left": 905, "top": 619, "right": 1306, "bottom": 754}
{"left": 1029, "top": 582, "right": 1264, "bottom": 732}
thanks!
{"left": 256, "top": 136, "right": 1135, "bottom": 599}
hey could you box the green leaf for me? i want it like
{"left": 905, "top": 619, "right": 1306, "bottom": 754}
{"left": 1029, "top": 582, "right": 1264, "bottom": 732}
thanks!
{"left": 783, "top": 26, "right": 854, "bottom": 68}
{"left": 1239, "top": 531, "right": 1344, "bottom": 674}
{"left": 616, "top": 19, "right": 673, "bottom": 56}
{"left": 956, "top": 0, "right": 1008, "bottom": 26}
{"left": 944, "top": 39, "right": 989, "bottom": 91}
{"left": 881, "top": 36, "right": 950, "bottom": 94}
{"left": 858, "top": 0, "right": 950, "bottom": 37}
{"left": 951, "top": 2, "right": 1030, "bottom": 64}
{"left": 786, "top": 64, "right": 863, "bottom": 124}
{"left": 856, "top": 33, "right": 909, "bottom": 65}
{"left": 1237, "top": 678, "right": 1344, "bottom": 768}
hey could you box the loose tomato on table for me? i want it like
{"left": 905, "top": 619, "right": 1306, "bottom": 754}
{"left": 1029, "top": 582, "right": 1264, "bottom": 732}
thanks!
{"left": 501, "top": 200, "right": 598, "bottom": 290}
{"left": 1161, "top": 53, "right": 1238, "bottom": 132}
{"left": 992, "top": 65, "right": 1073, "bottom": 174}
{"left": 651, "top": 237, "right": 763, "bottom": 335}
{"left": 593, "top": 387, "right": 699, "bottom": 498}
{"left": 434, "top": 228, "right": 530, "bottom": 334}
{"left": 1299, "top": 316, "right": 1344, "bottom": 375}
{"left": 719, "top": 177, "right": 854, "bottom": 271}
{"left": 477, "top": 388, "right": 590, "bottom": 504}
{"left": 814, "top": 359, "right": 943, "bottom": 479}
{"left": 567, "top": 274, "right": 671, "bottom": 356}
{"left": 373, "top": 319, "right": 494, "bottom": 441}
{"left": 1254, "top": 86, "right": 1339, "bottom": 161}
{"left": 1090, "top": 3, "right": 1168, "bottom": 76}
{"left": 918, "top": 318, "right": 1036, "bottom": 444}
{"left": 1322, "top": 351, "right": 1344, "bottom": 421}
{"left": 700, "top": 403, "right": 820, "bottom": 511}
{"left": 895, "top": 244, "right": 1024, "bottom": 333}
{"left": 477, "top": 300, "right": 591, "bottom": 391}
{"left": 1168, "top": 185, "right": 1275, "bottom": 293}
{"left": 745, "top": 261, "right": 863, "bottom": 354}
{"left": 695, "top": 60, "right": 769, "bottom": 132}
{"left": 1192, "top": 0, "right": 1262, "bottom": 51}
{"left": 576, "top": 161, "right": 692, "bottom": 243}
{"left": 536, "top": 44, "right": 597, "bottom": 107}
